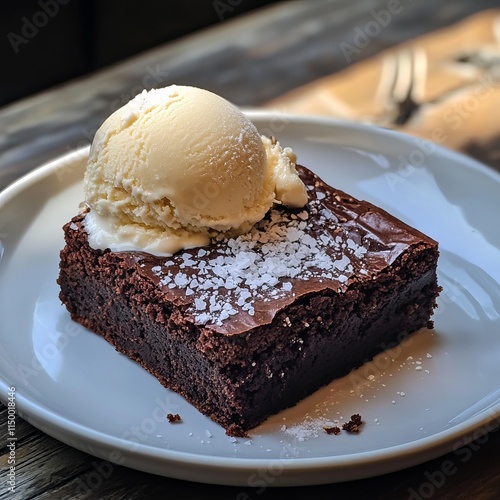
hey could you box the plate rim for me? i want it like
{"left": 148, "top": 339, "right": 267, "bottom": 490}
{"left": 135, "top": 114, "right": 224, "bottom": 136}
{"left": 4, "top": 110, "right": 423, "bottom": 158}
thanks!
{"left": 1, "top": 112, "right": 500, "bottom": 485}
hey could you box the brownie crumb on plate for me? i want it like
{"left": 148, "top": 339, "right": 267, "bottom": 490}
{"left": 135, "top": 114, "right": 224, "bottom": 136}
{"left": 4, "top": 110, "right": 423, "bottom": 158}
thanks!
{"left": 342, "top": 414, "right": 364, "bottom": 434}
{"left": 323, "top": 425, "right": 342, "bottom": 435}
{"left": 166, "top": 413, "right": 182, "bottom": 423}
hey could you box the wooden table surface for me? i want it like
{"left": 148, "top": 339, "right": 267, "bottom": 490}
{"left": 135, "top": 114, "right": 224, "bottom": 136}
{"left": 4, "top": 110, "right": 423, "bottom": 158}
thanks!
{"left": 1, "top": 1, "right": 500, "bottom": 498}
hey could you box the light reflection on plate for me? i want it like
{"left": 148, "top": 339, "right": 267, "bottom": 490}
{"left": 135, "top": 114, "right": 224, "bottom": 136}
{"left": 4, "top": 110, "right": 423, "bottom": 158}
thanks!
{"left": 0, "top": 113, "right": 499, "bottom": 486}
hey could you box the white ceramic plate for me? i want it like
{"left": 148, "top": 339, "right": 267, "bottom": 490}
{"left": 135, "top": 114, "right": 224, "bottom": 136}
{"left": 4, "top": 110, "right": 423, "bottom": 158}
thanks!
{"left": 1, "top": 113, "right": 499, "bottom": 487}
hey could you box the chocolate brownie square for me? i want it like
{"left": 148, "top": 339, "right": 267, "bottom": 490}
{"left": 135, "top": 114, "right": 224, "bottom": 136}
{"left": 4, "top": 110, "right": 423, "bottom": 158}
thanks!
{"left": 58, "top": 165, "right": 440, "bottom": 436}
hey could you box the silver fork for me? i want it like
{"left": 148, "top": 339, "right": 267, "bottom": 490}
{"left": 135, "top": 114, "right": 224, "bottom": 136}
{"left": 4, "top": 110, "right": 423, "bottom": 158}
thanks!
{"left": 376, "top": 47, "right": 427, "bottom": 126}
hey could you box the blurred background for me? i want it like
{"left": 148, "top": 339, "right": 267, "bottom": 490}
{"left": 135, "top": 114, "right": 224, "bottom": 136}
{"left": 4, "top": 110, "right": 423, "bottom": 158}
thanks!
{"left": 2, "top": 0, "right": 500, "bottom": 189}
{"left": 1, "top": 0, "right": 498, "bottom": 108}
{"left": 0, "top": 0, "right": 278, "bottom": 107}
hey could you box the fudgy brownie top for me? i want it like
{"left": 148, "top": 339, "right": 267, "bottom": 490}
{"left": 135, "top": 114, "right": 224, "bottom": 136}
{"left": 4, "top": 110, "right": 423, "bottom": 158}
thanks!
{"left": 76, "top": 166, "right": 437, "bottom": 335}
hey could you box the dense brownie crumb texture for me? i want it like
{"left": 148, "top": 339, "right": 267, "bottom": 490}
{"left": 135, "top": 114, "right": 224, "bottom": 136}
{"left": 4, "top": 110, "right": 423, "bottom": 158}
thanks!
{"left": 58, "top": 166, "right": 440, "bottom": 436}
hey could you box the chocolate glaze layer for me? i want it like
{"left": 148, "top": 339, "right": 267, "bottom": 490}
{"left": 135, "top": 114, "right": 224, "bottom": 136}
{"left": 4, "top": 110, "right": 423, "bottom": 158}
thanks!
{"left": 79, "top": 166, "right": 438, "bottom": 336}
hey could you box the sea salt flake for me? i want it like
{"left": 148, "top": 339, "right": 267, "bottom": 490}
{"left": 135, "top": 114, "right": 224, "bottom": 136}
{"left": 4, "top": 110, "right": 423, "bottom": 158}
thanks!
{"left": 354, "top": 246, "right": 367, "bottom": 259}
{"left": 333, "top": 254, "right": 350, "bottom": 270}
{"left": 194, "top": 298, "right": 207, "bottom": 311}
{"left": 174, "top": 273, "right": 189, "bottom": 287}
{"left": 196, "top": 312, "right": 211, "bottom": 323}
{"left": 286, "top": 228, "right": 302, "bottom": 242}
{"left": 319, "top": 234, "right": 330, "bottom": 246}
{"left": 161, "top": 202, "right": 374, "bottom": 326}
{"left": 346, "top": 238, "right": 356, "bottom": 249}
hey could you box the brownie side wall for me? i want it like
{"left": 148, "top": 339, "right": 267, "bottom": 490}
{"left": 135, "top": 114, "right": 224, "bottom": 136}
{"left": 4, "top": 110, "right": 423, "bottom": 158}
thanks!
{"left": 58, "top": 221, "right": 252, "bottom": 429}
{"left": 233, "top": 269, "right": 439, "bottom": 431}
{"left": 58, "top": 220, "right": 439, "bottom": 436}
{"left": 214, "top": 244, "right": 440, "bottom": 431}
{"left": 197, "top": 243, "right": 439, "bottom": 366}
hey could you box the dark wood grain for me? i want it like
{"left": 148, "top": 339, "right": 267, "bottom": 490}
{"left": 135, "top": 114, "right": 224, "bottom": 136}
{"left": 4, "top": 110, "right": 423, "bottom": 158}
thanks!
{"left": 1, "top": 403, "right": 499, "bottom": 499}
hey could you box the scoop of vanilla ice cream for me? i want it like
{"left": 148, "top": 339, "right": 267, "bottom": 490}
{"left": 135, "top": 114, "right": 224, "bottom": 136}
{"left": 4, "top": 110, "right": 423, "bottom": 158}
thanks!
{"left": 84, "top": 85, "right": 307, "bottom": 255}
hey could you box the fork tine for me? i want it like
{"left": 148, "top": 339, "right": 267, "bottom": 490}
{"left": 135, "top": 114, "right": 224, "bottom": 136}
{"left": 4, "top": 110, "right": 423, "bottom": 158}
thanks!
{"left": 376, "top": 54, "right": 398, "bottom": 109}
{"left": 411, "top": 47, "right": 427, "bottom": 103}
{"left": 376, "top": 47, "right": 423, "bottom": 125}
{"left": 493, "top": 14, "right": 500, "bottom": 46}
{"left": 392, "top": 49, "right": 413, "bottom": 104}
